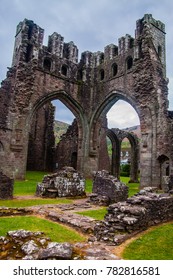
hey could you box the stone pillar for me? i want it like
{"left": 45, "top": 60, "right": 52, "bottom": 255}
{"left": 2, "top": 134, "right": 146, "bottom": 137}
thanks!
{"left": 139, "top": 132, "right": 152, "bottom": 188}
{"left": 129, "top": 144, "right": 139, "bottom": 183}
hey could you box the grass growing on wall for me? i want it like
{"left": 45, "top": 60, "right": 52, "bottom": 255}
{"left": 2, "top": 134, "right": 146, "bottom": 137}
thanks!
{"left": 76, "top": 207, "right": 107, "bottom": 220}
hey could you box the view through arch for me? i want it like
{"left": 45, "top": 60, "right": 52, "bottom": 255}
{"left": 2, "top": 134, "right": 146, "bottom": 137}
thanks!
{"left": 27, "top": 99, "right": 76, "bottom": 172}
{"left": 106, "top": 100, "right": 140, "bottom": 180}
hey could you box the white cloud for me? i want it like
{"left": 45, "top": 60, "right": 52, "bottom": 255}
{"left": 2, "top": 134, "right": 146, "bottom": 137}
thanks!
{"left": 107, "top": 100, "right": 140, "bottom": 129}
{"left": 52, "top": 100, "right": 75, "bottom": 124}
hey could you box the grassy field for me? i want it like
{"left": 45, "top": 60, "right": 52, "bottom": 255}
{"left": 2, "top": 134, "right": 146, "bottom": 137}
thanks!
{"left": 13, "top": 171, "right": 48, "bottom": 195}
{"left": 120, "top": 177, "right": 139, "bottom": 197}
{"left": 0, "top": 172, "right": 139, "bottom": 208}
{"left": 14, "top": 172, "right": 139, "bottom": 197}
{"left": 0, "top": 216, "right": 86, "bottom": 243}
{"left": 76, "top": 207, "right": 107, "bottom": 220}
{"left": 0, "top": 198, "right": 73, "bottom": 208}
{"left": 122, "top": 222, "right": 173, "bottom": 260}
{"left": 0, "top": 171, "right": 172, "bottom": 259}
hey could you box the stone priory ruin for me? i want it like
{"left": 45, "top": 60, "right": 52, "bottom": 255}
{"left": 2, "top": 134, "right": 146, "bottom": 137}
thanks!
{"left": 1, "top": 14, "right": 173, "bottom": 197}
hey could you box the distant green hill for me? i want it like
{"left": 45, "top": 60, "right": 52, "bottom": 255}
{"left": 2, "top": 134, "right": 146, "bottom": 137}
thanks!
{"left": 54, "top": 120, "right": 69, "bottom": 143}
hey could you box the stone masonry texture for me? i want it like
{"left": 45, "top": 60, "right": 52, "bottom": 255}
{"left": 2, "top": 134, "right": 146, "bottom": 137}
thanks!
{"left": 0, "top": 14, "right": 173, "bottom": 197}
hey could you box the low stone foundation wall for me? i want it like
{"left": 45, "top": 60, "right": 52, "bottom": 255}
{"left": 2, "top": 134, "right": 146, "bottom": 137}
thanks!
{"left": 94, "top": 188, "right": 173, "bottom": 244}
{"left": 90, "top": 170, "right": 128, "bottom": 205}
{"left": 0, "top": 172, "right": 13, "bottom": 199}
{"left": 36, "top": 167, "right": 86, "bottom": 198}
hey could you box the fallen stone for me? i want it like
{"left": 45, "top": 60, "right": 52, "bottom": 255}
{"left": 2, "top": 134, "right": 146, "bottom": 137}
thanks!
{"left": 38, "top": 242, "right": 73, "bottom": 260}
{"left": 21, "top": 240, "right": 39, "bottom": 255}
{"left": 91, "top": 170, "right": 128, "bottom": 205}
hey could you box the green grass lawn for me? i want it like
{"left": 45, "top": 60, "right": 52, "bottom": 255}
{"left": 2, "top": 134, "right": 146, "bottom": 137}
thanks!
{"left": 14, "top": 172, "right": 93, "bottom": 195}
{"left": 120, "top": 177, "right": 139, "bottom": 197}
{"left": 0, "top": 171, "right": 140, "bottom": 208}
{"left": 122, "top": 222, "right": 173, "bottom": 260}
{"left": 13, "top": 171, "right": 139, "bottom": 197}
{"left": 14, "top": 171, "right": 48, "bottom": 195}
{"left": 85, "top": 179, "right": 93, "bottom": 193}
{"left": 0, "top": 216, "right": 86, "bottom": 243}
{"left": 76, "top": 207, "right": 107, "bottom": 220}
{"left": 0, "top": 198, "right": 73, "bottom": 208}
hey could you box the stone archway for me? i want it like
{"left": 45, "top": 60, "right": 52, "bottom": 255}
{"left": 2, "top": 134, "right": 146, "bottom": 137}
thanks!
{"left": 0, "top": 14, "right": 172, "bottom": 196}
{"left": 106, "top": 129, "right": 121, "bottom": 178}
{"left": 89, "top": 92, "right": 144, "bottom": 184}
{"left": 106, "top": 128, "right": 139, "bottom": 182}
{"left": 25, "top": 90, "right": 86, "bottom": 178}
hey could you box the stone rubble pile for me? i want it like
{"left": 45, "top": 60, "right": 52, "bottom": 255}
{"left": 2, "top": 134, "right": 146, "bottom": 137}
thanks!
{"left": 0, "top": 230, "right": 119, "bottom": 260}
{"left": 36, "top": 167, "right": 86, "bottom": 198}
{"left": 0, "top": 207, "right": 32, "bottom": 217}
{"left": 0, "top": 230, "right": 73, "bottom": 260}
{"left": 90, "top": 170, "right": 128, "bottom": 206}
{"left": 94, "top": 188, "right": 173, "bottom": 244}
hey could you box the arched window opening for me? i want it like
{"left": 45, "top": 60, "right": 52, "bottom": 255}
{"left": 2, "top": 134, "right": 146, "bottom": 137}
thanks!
{"left": 28, "top": 23, "right": 33, "bottom": 40}
{"left": 61, "top": 64, "right": 68, "bottom": 76}
{"left": 158, "top": 45, "right": 162, "bottom": 58}
{"left": 112, "top": 63, "right": 118, "bottom": 77}
{"left": 126, "top": 56, "right": 133, "bottom": 70}
{"left": 43, "top": 58, "right": 52, "bottom": 71}
{"left": 78, "top": 69, "right": 83, "bottom": 80}
{"left": 100, "top": 69, "right": 105, "bottom": 80}
{"left": 113, "top": 46, "right": 118, "bottom": 56}
{"left": 158, "top": 155, "right": 170, "bottom": 191}
{"left": 100, "top": 53, "right": 104, "bottom": 63}
{"left": 25, "top": 44, "right": 33, "bottom": 62}
{"left": 129, "top": 38, "right": 134, "bottom": 49}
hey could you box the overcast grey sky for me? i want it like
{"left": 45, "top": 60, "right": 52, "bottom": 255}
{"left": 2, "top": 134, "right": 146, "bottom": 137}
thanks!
{"left": 1, "top": 0, "right": 173, "bottom": 128}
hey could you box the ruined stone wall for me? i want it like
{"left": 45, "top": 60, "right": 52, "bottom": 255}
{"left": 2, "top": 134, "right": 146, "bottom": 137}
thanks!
{"left": 0, "top": 14, "right": 172, "bottom": 192}
{"left": 90, "top": 170, "right": 128, "bottom": 205}
{"left": 94, "top": 189, "right": 173, "bottom": 244}
{"left": 0, "top": 172, "right": 13, "bottom": 199}
{"left": 55, "top": 119, "right": 78, "bottom": 170}
{"left": 27, "top": 103, "right": 55, "bottom": 171}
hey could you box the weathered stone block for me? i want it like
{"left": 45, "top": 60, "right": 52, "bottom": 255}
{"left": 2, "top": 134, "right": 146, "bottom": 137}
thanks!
{"left": 0, "top": 172, "right": 13, "bottom": 199}
{"left": 91, "top": 170, "right": 128, "bottom": 205}
{"left": 36, "top": 166, "right": 86, "bottom": 198}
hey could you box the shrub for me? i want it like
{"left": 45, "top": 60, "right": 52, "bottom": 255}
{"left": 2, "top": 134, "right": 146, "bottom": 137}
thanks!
{"left": 120, "top": 163, "right": 130, "bottom": 177}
